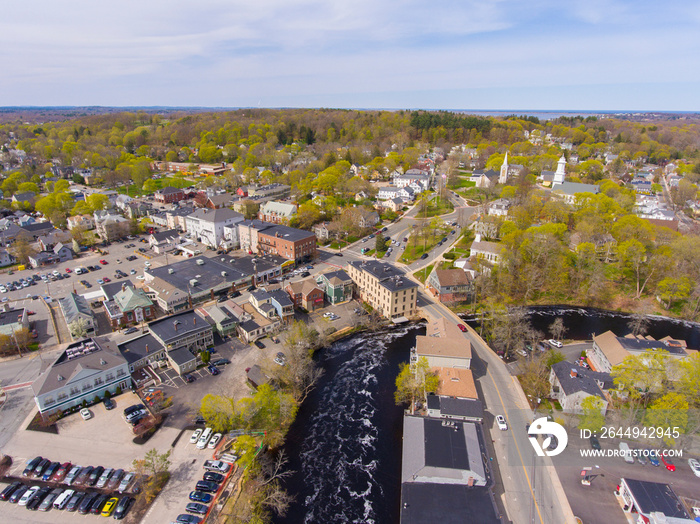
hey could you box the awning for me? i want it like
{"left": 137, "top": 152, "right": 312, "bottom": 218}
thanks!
{"left": 391, "top": 316, "right": 409, "bottom": 324}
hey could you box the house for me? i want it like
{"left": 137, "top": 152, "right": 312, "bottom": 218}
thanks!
{"left": 0, "top": 306, "right": 29, "bottom": 337}
{"left": 246, "top": 183, "right": 291, "bottom": 199}
{"left": 285, "top": 279, "right": 325, "bottom": 312}
{"left": 549, "top": 361, "right": 612, "bottom": 414}
{"left": 353, "top": 208, "right": 380, "bottom": 229}
{"left": 312, "top": 221, "right": 333, "bottom": 241}
{"left": 196, "top": 303, "right": 239, "bottom": 338}
{"left": 58, "top": 293, "right": 96, "bottom": 340}
{"left": 28, "top": 251, "right": 60, "bottom": 268}
{"left": 166, "top": 205, "right": 194, "bottom": 231}
{"left": 53, "top": 243, "right": 73, "bottom": 262}
{"left": 31, "top": 337, "right": 132, "bottom": 415}
{"left": 246, "top": 364, "right": 270, "bottom": 389}
{"left": 414, "top": 317, "right": 471, "bottom": 369}
{"left": 426, "top": 268, "right": 471, "bottom": 304}
{"left": 469, "top": 169, "right": 498, "bottom": 188}
{"left": 148, "top": 229, "right": 180, "bottom": 252}
{"left": 258, "top": 201, "right": 297, "bottom": 224}
{"left": 154, "top": 186, "right": 186, "bottom": 204}
{"left": 201, "top": 193, "right": 234, "bottom": 209}
{"left": 117, "top": 333, "right": 167, "bottom": 373}
{"left": 346, "top": 260, "right": 418, "bottom": 320}
{"left": 588, "top": 330, "right": 690, "bottom": 373}
{"left": 469, "top": 240, "right": 503, "bottom": 264}
{"left": 377, "top": 186, "right": 403, "bottom": 201}
{"left": 318, "top": 269, "right": 354, "bottom": 305}
{"left": 237, "top": 304, "right": 281, "bottom": 343}
{"left": 425, "top": 395, "right": 483, "bottom": 422}
{"left": 249, "top": 288, "right": 294, "bottom": 324}
{"left": 487, "top": 198, "right": 512, "bottom": 217}
{"left": 433, "top": 367, "right": 478, "bottom": 399}
{"left": 11, "top": 192, "right": 36, "bottom": 206}
{"left": 147, "top": 310, "right": 214, "bottom": 375}
{"left": 185, "top": 207, "right": 245, "bottom": 249}
{"left": 0, "top": 249, "right": 15, "bottom": 266}
{"left": 381, "top": 197, "right": 404, "bottom": 213}
{"left": 18, "top": 221, "right": 55, "bottom": 240}
{"left": 38, "top": 230, "right": 72, "bottom": 251}
{"left": 94, "top": 212, "right": 131, "bottom": 242}
{"left": 105, "top": 284, "right": 156, "bottom": 329}
{"left": 551, "top": 181, "right": 600, "bottom": 204}
{"left": 124, "top": 201, "right": 153, "bottom": 219}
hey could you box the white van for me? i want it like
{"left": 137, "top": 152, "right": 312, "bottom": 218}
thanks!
{"left": 53, "top": 489, "right": 74, "bottom": 510}
{"left": 197, "top": 427, "right": 213, "bottom": 449}
{"left": 619, "top": 442, "right": 634, "bottom": 464}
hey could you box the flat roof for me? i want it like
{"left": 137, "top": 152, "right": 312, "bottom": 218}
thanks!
{"left": 415, "top": 318, "right": 472, "bottom": 361}
{"left": 400, "top": 484, "right": 501, "bottom": 524}
{"left": 148, "top": 310, "right": 211, "bottom": 345}
{"left": 623, "top": 478, "right": 690, "bottom": 519}
{"left": 258, "top": 223, "right": 316, "bottom": 242}
{"left": 0, "top": 307, "right": 25, "bottom": 327}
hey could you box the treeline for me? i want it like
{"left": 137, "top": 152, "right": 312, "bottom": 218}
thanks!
{"left": 409, "top": 110, "right": 492, "bottom": 134}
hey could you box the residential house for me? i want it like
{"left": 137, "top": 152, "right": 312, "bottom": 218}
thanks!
{"left": 0, "top": 249, "right": 15, "bottom": 266}
{"left": 117, "top": 333, "right": 167, "bottom": 373}
{"left": 377, "top": 186, "right": 403, "bottom": 201}
{"left": 258, "top": 201, "right": 297, "bottom": 224}
{"left": 249, "top": 288, "right": 294, "bottom": 324}
{"left": 551, "top": 181, "right": 600, "bottom": 204}
{"left": 312, "top": 221, "right": 333, "bottom": 241}
{"left": 316, "top": 269, "right": 352, "bottom": 305}
{"left": 148, "top": 228, "right": 180, "bottom": 253}
{"left": 549, "top": 361, "right": 612, "bottom": 415}
{"left": 185, "top": 207, "right": 245, "bottom": 249}
{"left": 588, "top": 330, "right": 690, "bottom": 374}
{"left": 166, "top": 205, "right": 194, "bottom": 231}
{"left": 94, "top": 211, "right": 131, "bottom": 242}
{"left": 199, "top": 193, "right": 233, "bottom": 209}
{"left": 28, "top": 242, "right": 73, "bottom": 268}
{"left": 124, "top": 201, "right": 153, "bottom": 219}
{"left": 346, "top": 260, "right": 418, "bottom": 320}
{"left": 11, "top": 192, "right": 36, "bottom": 207}
{"left": 487, "top": 198, "right": 512, "bottom": 217}
{"left": 59, "top": 293, "right": 96, "bottom": 340}
{"left": 469, "top": 240, "right": 502, "bottom": 264}
{"left": 285, "top": 279, "right": 324, "bottom": 312}
{"left": 196, "top": 303, "right": 239, "bottom": 338}
{"left": 105, "top": 284, "right": 155, "bottom": 329}
{"left": 426, "top": 268, "right": 471, "bottom": 304}
{"left": 351, "top": 208, "right": 380, "bottom": 229}
{"left": 31, "top": 338, "right": 131, "bottom": 415}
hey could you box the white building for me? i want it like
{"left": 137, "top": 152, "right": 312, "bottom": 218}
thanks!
{"left": 185, "top": 208, "right": 244, "bottom": 249}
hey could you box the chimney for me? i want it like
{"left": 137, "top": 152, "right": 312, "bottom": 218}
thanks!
{"left": 570, "top": 369, "right": 578, "bottom": 379}
{"left": 122, "top": 283, "right": 126, "bottom": 293}
{"left": 193, "top": 316, "right": 196, "bottom": 325}
{"left": 145, "top": 344, "right": 149, "bottom": 354}
{"left": 174, "top": 321, "right": 178, "bottom": 331}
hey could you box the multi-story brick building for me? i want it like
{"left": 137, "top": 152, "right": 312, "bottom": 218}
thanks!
{"left": 257, "top": 224, "right": 316, "bottom": 265}
{"left": 154, "top": 186, "right": 186, "bottom": 204}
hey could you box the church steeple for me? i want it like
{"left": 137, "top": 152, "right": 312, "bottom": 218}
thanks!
{"left": 553, "top": 154, "right": 566, "bottom": 185}
{"left": 499, "top": 151, "right": 509, "bottom": 184}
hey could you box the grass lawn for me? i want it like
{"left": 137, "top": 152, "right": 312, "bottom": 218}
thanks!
{"left": 413, "top": 264, "right": 434, "bottom": 283}
{"left": 448, "top": 177, "right": 476, "bottom": 190}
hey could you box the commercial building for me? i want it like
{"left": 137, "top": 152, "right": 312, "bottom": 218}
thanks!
{"left": 588, "top": 331, "right": 690, "bottom": 373}
{"left": 285, "top": 279, "right": 324, "bottom": 312}
{"left": 426, "top": 268, "right": 471, "bottom": 304}
{"left": 185, "top": 208, "right": 245, "bottom": 249}
{"left": 616, "top": 478, "right": 692, "bottom": 521}
{"left": 104, "top": 284, "right": 156, "bottom": 329}
{"left": 318, "top": 270, "right": 353, "bottom": 305}
{"left": 249, "top": 288, "right": 294, "bottom": 324}
{"left": 413, "top": 318, "right": 472, "bottom": 369}
{"left": 257, "top": 224, "right": 317, "bottom": 265}
{"left": 117, "top": 333, "right": 167, "bottom": 373}
{"left": 154, "top": 186, "right": 186, "bottom": 204}
{"left": 346, "top": 260, "right": 418, "bottom": 321}
{"left": 58, "top": 293, "right": 96, "bottom": 340}
{"left": 31, "top": 337, "right": 132, "bottom": 416}
{"left": 145, "top": 310, "right": 214, "bottom": 375}
{"left": 0, "top": 306, "right": 29, "bottom": 337}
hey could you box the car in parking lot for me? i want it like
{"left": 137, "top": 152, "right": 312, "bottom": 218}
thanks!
{"left": 53, "top": 488, "right": 74, "bottom": 510}
{"left": 207, "top": 433, "right": 222, "bottom": 449}
{"left": 661, "top": 454, "right": 676, "bottom": 471}
{"left": 74, "top": 465, "right": 94, "bottom": 486}
{"left": 113, "top": 496, "right": 134, "bottom": 519}
{"left": 80, "top": 407, "right": 92, "bottom": 420}
{"left": 212, "top": 358, "right": 230, "bottom": 366}
{"left": 101, "top": 496, "right": 119, "bottom": 516}
{"left": 254, "top": 340, "right": 265, "bottom": 349}
{"left": 177, "top": 514, "right": 203, "bottom": 524}
{"left": 496, "top": 415, "right": 508, "bottom": 431}
{"left": 589, "top": 436, "right": 601, "bottom": 450}
{"left": 89, "top": 493, "right": 110, "bottom": 514}
{"left": 190, "top": 428, "right": 203, "bottom": 444}
{"left": 33, "top": 457, "right": 51, "bottom": 478}
{"left": 78, "top": 491, "right": 99, "bottom": 514}
{"left": 38, "top": 487, "right": 64, "bottom": 511}
{"left": 1, "top": 481, "right": 22, "bottom": 501}
{"left": 88, "top": 465, "right": 104, "bottom": 486}
{"left": 26, "top": 486, "right": 51, "bottom": 510}
{"left": 65, "top": 490, "right": 85, "bottom": 511}
{"left": 96, "top": 467, "right": 114, "bottom": 488}
{"left": 274, "top": 352, "right": 286, "bottom": 366}
{"left": 189, "top": 491, "right": 213, "bottom": 503}
{"left": 117, "top": 471, "right": 135, "bottom": 493}
{"left": 548, "top": 339, "right": 563, "bottom": 348}
{"left": 23, "top": 456, "right": 42, "bottom": 476}
{"left": 689, "top": 458, "right": 700, "bottom": 477}
{"left": 99, "top": 259, "right": 108, "bottom": 265}
{"left": 8, "top": 484, "right": 29, "bottom": 503}
{"left": 18, "top": 485, "right": 39, "bottom": 506}
{"left": 104, "top": 397, "right": 116, "bottom": 410}
{"left": 203, "top": 460, "right": 230, "bottom": 473}
{"left": 51, "top": 461, "right": 72, "bottom": 482}
{"left": 208, "top": 364, "right": 220, "bottom": 375}
{"left": 64, "top": 464, "right": 82, "bottom": 485}
{"left": 646, "top": 449, "right": 660, "bottom": 466}
{"left": 195, "top": 480, "right": 220, "bottom": 493}
{"left": 184, "top": 374, "right": 196, "bottom": 383}
{"left": 203, "top": 471, "right": 225, "bottom": 483}
{"left": 186, "top": 502, "right": 209, "bottom": 515}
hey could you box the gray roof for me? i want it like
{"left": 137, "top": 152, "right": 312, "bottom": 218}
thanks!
{"left": 246, "top": 364, "right": 269, "bottom": 388}
{"left": 400, "top": 484, "right": 501, "bottom": 524}
{"left": 167, "top": 347, "right": 196, "bottom": 366}
{"left": 551, "top": 181, "right": 600, "bottom": 196}
{"left": 0, "top": 308, "right": 26, "bottom": 327}
{"left": 152, "top": 229, "right": 179, "bottom": 243}
{"left": 428, "top": 395, "right": 484, "bottom": 419}
{"left": 268, "top": 289, "right": 293, "bottom": 308}
{"left": 147, "top": 255, "right": 247, "bottom": 292}
{"left": 624, "top": 478, "right": 690, "bottom": 519}
{"left": 58, "top": 293, "right": 93, "bottom": 324}
{"left": 31, "top": 338, "right": 127, "bottom": 397}
{"left": 259, "top": 224, "right": 316, "bottom": 243}
{"left": 117, "top": 333, "right": 164, "bottom": 365}
{"left": 193, "top": 207, "right": 243, "bottom": 223}
{"left": 322, "top": 269, "right": 352, "bottom": 286}
{"left": 157, "top": 186, "right": 184, "bottom": 195}
{"left": 239, "top": 318, "right": 261, "bottom": 333}
{"left": 101, "top": 280, "right": 134, "bottom": 301}
{"left": 148, "top": 311, "right": 211, "bottom": 346}
{"left": 348, "top": 260, "right": 418, "bottom": 293}
{"left": 551, "top": 361, "right": 613, "bottom": 398}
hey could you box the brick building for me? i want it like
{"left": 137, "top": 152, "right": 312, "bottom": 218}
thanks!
{"left": 154, "top": 186, "right": 186, "bottom": 204}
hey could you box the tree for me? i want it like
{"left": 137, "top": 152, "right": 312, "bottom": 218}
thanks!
{"left": 10, "top": 237, "right": 36, "bottom": 265}
{"left": 518, "top": 354, "right": 550, "bottom": 404}
{"left": 644, "top": 392, "right": 689, "bottom": 447}
{"left": 200, "top": 350, "right": 211, "bottom": 364}
{"left": 200, "top": 393, "right": 238, "bottom": 433}
{"left": 577, "top": 396, "right": 606, "bottom": 433}
{"left": 394, "top": 357, "right": 439, "bottom": 414}
{"left": 375, "top": 232, "right": 388, "bottom": 253}
{"left": 549, "top": 318, "right": 566, "bottom": 341}
{"left": 143, "top": 179, "right": 158, "bottom": 193}
{"left": 132, "top": 448, "right": 172, "bottom": 503}
{"left": 675, "top": 353, "right": 700, "bottom": 407}
{"left": 656, "top": 277, "right": 693, "bottom": 309}
{"left": 611, "top": 350, "right": 671, "bottom": 410}
{"left": 68, "top": 318, "right": 89, "bottom": 339}
{"left": 275, "top": 322, "right": 324, "bottom": 402}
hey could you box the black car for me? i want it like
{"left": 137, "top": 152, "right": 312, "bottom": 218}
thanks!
{"left": 217, "top": 295, "right": 227, "bottom": 302}
{"left": 23, "top": 456, "right": 42, "bottom": 476}
{"left": 88, "top": 465, "right": 104, "bottom": 486}
{"left": 208, "top": 364, "right": 220, "bottom": 375}
{"left": 8, "top": 484, "right": 29, "bottom": 503}
{"left": 300, "top": 271, "right": 310, "bottom": 277}
{"left": 334, "top": 252, "right": 343, "bottom": 257}
{"left": 228, "top": 291, "right": 241, "bottom": 298}
{"left": 420, "top": 253, "right": 429, "bottom": 260}
{"left": 212, "top": 358, "right": 230, "bottom": 366}
{"left": 254, "top": 340, "right": 265, "bottom": 349}
{"left": 89, "top": 493, "right": 109, "bottom": 514}
{"left": 26, "top": 486, "right": 51, "bottom": 510}
{"left": 65, "top": 491, "right": 85, "bottom": 512}
{"left": 124, "top": 404, "right": 145, "bottom": 416}
{"left": 589, "top": 435, "right": 601, "bottom": 450}
{"left": 1, "top": 481, "right": 22, "bottom": 501}
{"left": 33, "top": 458, "right": 51, "bottom": 478}
{"left": 189, "top": 491, "right": 213, "bottom": 503}
{"left": 176, "top": 514, "right": 203, "bottom": 523}
{"left": 203, "top": 471, "right": 225, "bottom": 483}
{"left": 186, "top": 502, "right": 209, "bottom": 515}
{"left": 113, "top": 496, "right": 134, "bottom": 520}
{"left": 195, "top": 480, "right": 219, "bottom": 493}
{"left": 78, "top": 492, "right": 99, "bottom": 514}
{"left": 246, "top": 285, "right": 255, "bottom": 292}
{"left": 104, "top": 397, "right": 116, "bottom": 410}
{"left": 184, "top": 374, "right": 196, "bottom": 383}
{"left": 74, "top": 465, "right": 94, "bottom": 486}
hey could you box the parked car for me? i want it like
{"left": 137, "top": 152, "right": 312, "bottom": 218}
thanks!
{"left": 203, "top": 471, "right": 225, "bottom": 483}
{"left": 203, "top": 460, "right": 230, "bottom": 473}
{"left": 190, "top": 428, "right": 203, "bottom": 444}
{"left": 33, "top": 457, "right": 51, "bottom": 478}
{"left": 274, "top": 352, "right": 286, "bottom": 366}
{"left": 78, "top": 492, "right": 99, "bottom": 514}
{"left": 195, "top": 480, "right": 219, "bottom": 493}
{"left": 64, "top": 465, "right": 82, "bottom": 485}
{"left": 186, "top": 502, "right": 209, "bottom": 515}
{"left": 189, "top": 491, "right": 213, "bottom": 503}
{"left": 9, "top": 485, "right": 29, "bottom": 503}
{"left": 212, "top": 358, "right": 231, "bottom": 366}
{"left": 496, "top": 415, "right": 508, "bottom": 431}
{"left": 74, "top": 465, "right": 94, "bottom": 486}
{"left": 208, "top": 364, "right": 220, "bottom": 375}
{"left": 184, "top": 374, "right": 196, "bottom": 383}
{"left": 38, "top": 487, "right": 64, "bottom": 511}
{"left": 117, "top": 472, "right": 135, "bottom": 493}
{"left": 18, "top": 486, "right": 40, "bottom": 506}
{"left": 96, "top": 467, "right": 114, "bottom": 488}
{"left": 104, "top": 397, "right": 116, "bottom": 410}
{"left": 176, "top": 514, "right": 203, "bottom": 524}
{"left": 53, "top": 488, "right": 74, "bottom": 510}
{"left": 88, "top": 465, "right": 105, "bottom": 486}
{"left": 89, "top": 493, "right": 110, "bottom": 514}
{"left": 0, "top": 481, "right": 23, "bottom": 501}
{"left": 51, "top": 461, "right": 72, "bottom": 482}
{"left": 26, "top": 486, "right": 51, "bottom": 511}
{"left": 65, "top": 490, "right": 85, "bottom": 511}
{"left": 548, "top": 339, "right": 563, "bottom": 348}
{"left": 101, "top": 496, "right": 119, "bottom": 517}
{"left": 457, "top": 324, "right": 467, "bottom": 332}
{"left": 23, "top": 456, "right": 42, "bottom": 477}
{"left": 589, "top": 436, "right": 601, "bottom": 450}
{"left": 689, "top": 458, "right": 700, "bottom": 477}
{"left": 254, "top": 340, "right": 265, "bottom": 349}
{"left": 80, "top": 408, "right": 92, "bottom": 420}
{"left": 111, "top": 495, "right": 134, "bottom": 519}
{"left": 661, "top": 454, "right": 676, "bottom": 471}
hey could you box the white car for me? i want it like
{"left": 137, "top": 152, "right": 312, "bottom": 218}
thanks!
{"left": 80, "top": 408, "right": 92, "bottom": 420}
{"left": 207, "top": 434, "right": 223, "bottom": 449}
{"left": 496, "top": 415, "right": 508, "bottom": 431}
{"left": 203, "top": 459, "right": 230, "bottom": 473}
{"left": 190, "top": 428, "right": 203, "bottom": 444}
{"left": 117, "top": 472, "right": 135, "bottom": 493}
{"left": 548, "top": 339, "right": 563, "bottom": 348}
{"left": 322, "top": 312, "right": 332, "bottom": 318}
{"left": 689, "top": 458, "right": 700, "bottom": 477}
{"left": 18, "top": 486, "right": 39, "bottom": 506}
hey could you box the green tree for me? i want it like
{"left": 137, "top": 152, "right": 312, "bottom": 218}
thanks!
{"left": 200, "top": 393, "right": 238, "bottom": 433}
{"left": 200, "top": 350, "right": 211, "bottom": 364}
{"left": 17, "top": 182, "right": 39, "bottom": 194}
{"left": 643, "top": 392, "right": 689, "bottom": 447}
{"left": 394, "top": 357, "right": 439, "bottom": 414}
{"left": 656, "top": 277, "right": 693, "bottom": 309}
{"left": 85, "top": 193, "right": 109, "bottom": 212}
{"left": 611, "top": 350, "right": 670, "bottom": 409}
{"left": 143, "top": 179, "right": 159, "bottom": 193}
{"left": 10, "top": 237, "right": 36, "bottom": 265}
{"left": 375, "top": 232, "right": 387, "bottom": 253}
{"left": 577, "top": 396, "right": 606, "bottom": 433}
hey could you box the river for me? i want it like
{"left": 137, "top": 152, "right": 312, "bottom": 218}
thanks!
{"left": 274, "top": 324, "right": 423, "bottom": 524}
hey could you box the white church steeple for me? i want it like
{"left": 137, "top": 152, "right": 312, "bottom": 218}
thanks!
{"left": 553, "top": 154, "right": 567, "bottom": 185}
{"left": 499, "top": 151, "right": 509, "bottom": 184}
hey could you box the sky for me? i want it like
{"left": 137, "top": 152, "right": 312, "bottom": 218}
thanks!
{"left": 2, "top": 0, "right": 700, "bottom": 111}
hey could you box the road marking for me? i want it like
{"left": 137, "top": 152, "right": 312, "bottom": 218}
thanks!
{"left": 4, "top": 381, "right": 33, "bottom": 391}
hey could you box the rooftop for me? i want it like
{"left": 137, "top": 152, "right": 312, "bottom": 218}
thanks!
{"left": 433, "top": 367, "right": 478, "bottom": 399}
{"left": 259, "top": 223, "right": 316, "bottom": 243}
{"left": 0, "top": 307, "right": 26, "bottom": 327}
{"left": 148, "top": 310, "right": 210, "bottom": 345}
{"left": 348, "top": 260, "right": 419, "bottom": 293}
{"left": 400, "top": 484, "right": 501, "bottom": 524}
{"left": 623, "top": 478, "right": 690, "bottom": 519}
{"left": 551, "top": 361, "right": 613, "bottom": 398}
{"left": 415, "top": 318, "right": 472, "bottom": 361}
{"left": 116, "top": 333, "right": 163, "bottom": 365}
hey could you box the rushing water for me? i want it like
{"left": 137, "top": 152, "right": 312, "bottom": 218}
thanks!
{"left": 275, "top": 325, "right": 423, "bottom": 524}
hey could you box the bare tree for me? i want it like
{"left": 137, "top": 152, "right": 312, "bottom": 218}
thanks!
{"left": 549, "top": 318, "right": 567, "bottom": 341}
{"left": 628, "top": 312, "right": 649, "bottom": 336}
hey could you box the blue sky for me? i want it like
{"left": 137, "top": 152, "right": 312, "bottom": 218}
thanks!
{"left": 2, "top": 0, "right": 699, "bottom": 110}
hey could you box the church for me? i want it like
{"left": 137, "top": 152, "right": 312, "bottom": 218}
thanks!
{"left": 498, "top": 152, "right": 524, "bottom": 184}
{"left": 547, "top": 154, "right": 600, "bottom": 203}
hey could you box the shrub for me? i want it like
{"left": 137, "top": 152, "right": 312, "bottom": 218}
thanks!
{"left": 82, "top": 399, "right": 88, "bottom": 408}
{"left": 103, "top": 390, "right": 112, "bottom": 400}
{"left": 115, "top": 386, "right": 122, "bottom": 395}
{"left": 93, "top": 395, "right": 101, "bottom": 405}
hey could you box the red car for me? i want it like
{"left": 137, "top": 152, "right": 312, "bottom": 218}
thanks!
{"left": 99, "top": 259, "right": 108, "bottom": 265}
{"left": 27, "top": 310, "right": 36, "bottom": 315}
{"left": 458, "top": 324, "right": 467, "bottom": 332}
{"left": 661, "top": 455, "right": 676, "bottom": 472}
{"left": 65, "top": 268, "right": 72, "bottom": 273}
{"left": 51, "top": 462, "right": 72, "bottom": 483}
{"left": 103, "top": 277, "right": 111, "bottom": 283}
